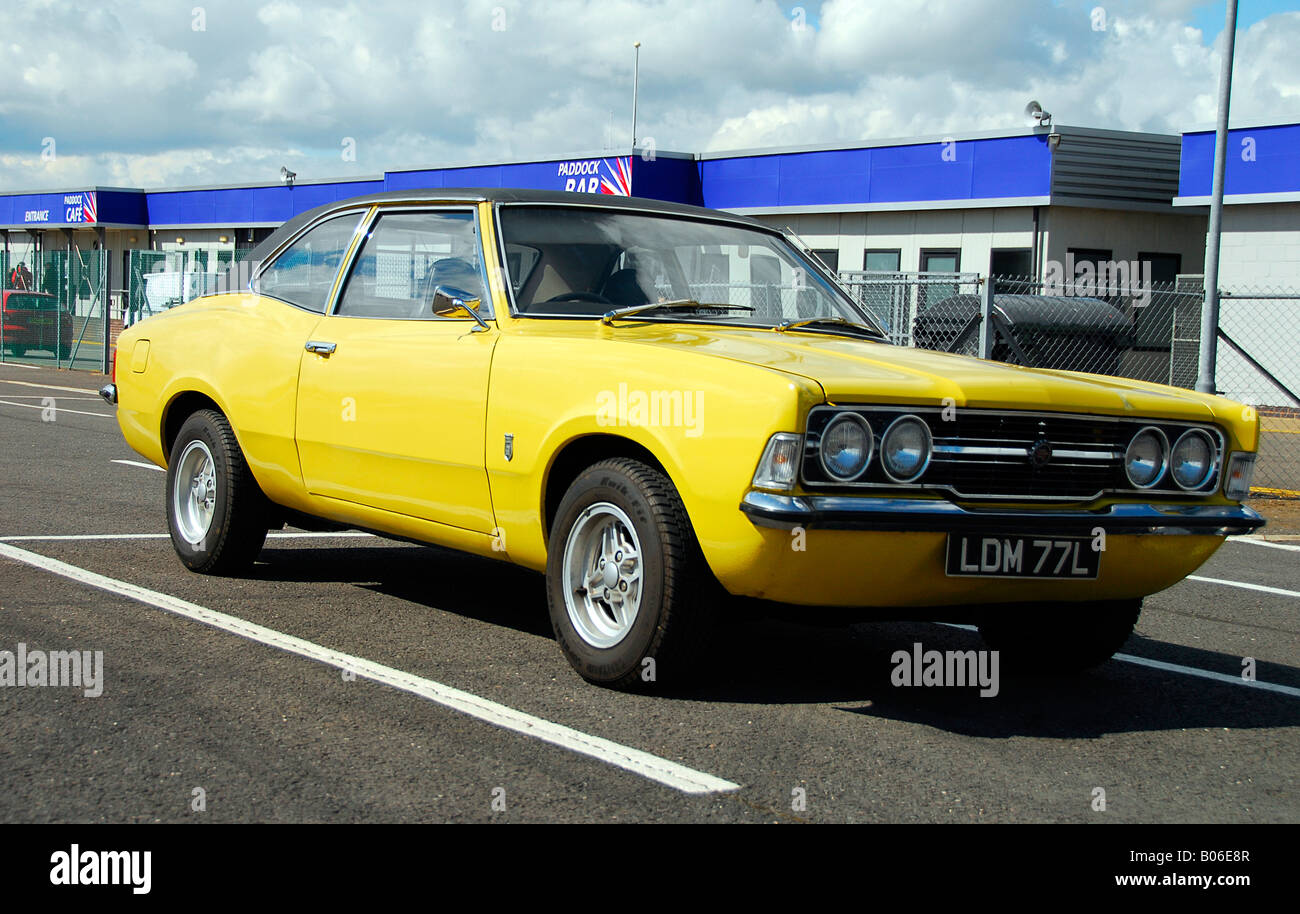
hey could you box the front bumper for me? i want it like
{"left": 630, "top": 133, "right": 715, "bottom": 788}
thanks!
{"left": 740, "top": 491, "right": 1265, "bottom": 537}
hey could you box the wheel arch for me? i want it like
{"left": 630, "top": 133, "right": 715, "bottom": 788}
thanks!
{"left": 541, "top": 433, "right": 674, "bottom": 547}
{"left": 161, "top": 389, "right": 225, "bottom": 465}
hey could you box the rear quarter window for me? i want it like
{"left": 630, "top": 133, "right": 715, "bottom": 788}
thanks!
{"left": 256, "top": 212, "right": 366, "bottom": 312}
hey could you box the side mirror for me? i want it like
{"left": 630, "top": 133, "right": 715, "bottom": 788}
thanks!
{"left": 432, "top": 285, "right": 490, "bottom": 331}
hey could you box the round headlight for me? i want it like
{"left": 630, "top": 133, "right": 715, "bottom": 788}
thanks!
{"left": 1124, "top": 427, "right": 1168, "bottom": 489}
{"left": 820, "top": 413, "right": 873, "bottom": 481}
{"left": 1171, "top": 429, "right": 1216, "bottom": 490}
{"left": 880, "top": 415, "right": 932, "bottom": 483}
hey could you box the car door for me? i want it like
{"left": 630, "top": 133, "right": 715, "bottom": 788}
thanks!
{"left": 294, "top": 207, "right": 498, "bottom": 533}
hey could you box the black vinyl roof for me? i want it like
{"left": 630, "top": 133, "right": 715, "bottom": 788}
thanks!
{"left": 248, "top": 188, "right": 770, "bottom": 265}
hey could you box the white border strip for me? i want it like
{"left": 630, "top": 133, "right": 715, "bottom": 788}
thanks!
{"left": 0, "top": 531, "right": 376, "bottom": 542}
{"left": 0, "top": 543, "right": 739, "bottom": 795}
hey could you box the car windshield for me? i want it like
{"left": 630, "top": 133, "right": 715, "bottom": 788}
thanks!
{"left": 497, "top": 205, "right": 886, "bottom": 337}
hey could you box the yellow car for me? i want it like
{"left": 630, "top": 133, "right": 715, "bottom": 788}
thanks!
{"left": 102, "top": 189, "right": 1264, "bottom": 690}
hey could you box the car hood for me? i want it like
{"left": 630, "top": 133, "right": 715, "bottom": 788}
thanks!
{"left": 613, "top": 325, "right": 1221, "bottom": 421}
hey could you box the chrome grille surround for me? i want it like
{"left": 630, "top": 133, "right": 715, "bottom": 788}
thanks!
{"left": 801, "top": 405, "right": 1226, "bottom": 502}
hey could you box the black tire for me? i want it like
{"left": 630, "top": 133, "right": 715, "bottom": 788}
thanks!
{"left": 546, "top": 458, "right": 716, "bottom": 691}
{"left": 166, "top": 408, "right": 269, "bottom": 575}
{"left": 977, "top": 599, "right": 1141, "bottom": 673}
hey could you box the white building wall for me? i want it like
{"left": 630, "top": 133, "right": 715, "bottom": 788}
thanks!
{"left": 1209, "top": 202, "right": 1300, "bottom": 406}
{"left": 752, "top": 206, "right": 1040, "bottom": 275}
{"left": 1215, "top": 202, "right": 1300, "bottom": 287}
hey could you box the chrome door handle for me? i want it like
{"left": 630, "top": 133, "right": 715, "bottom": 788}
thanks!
{"left": 304, "top": 340, "right": 337, "bottom": 356}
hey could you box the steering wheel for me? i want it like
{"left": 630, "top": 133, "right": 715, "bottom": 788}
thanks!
{"left": 543, "top": 291, "right": 612, "bottom": 305}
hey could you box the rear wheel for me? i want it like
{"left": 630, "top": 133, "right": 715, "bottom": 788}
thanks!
{"left": 977, "top": 599, "right": 1141, "bottom": 672}
{"left": 546, "top": 458, "right": 716, "bottom": 690}
{"left": 166, "top": 409, "right": 269, "bottom": 575}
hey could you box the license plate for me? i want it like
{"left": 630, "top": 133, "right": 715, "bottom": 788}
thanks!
{"left": 945, "top": 534, "right": 1100, "bottom": 580}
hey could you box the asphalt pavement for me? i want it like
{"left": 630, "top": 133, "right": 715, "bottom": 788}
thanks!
{"left": 1, "top": 362, "right": 1296, "bottom": 823}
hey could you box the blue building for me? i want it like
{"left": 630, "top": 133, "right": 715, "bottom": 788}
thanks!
{"left": 1, "top": 123, "right": 1214, "bottom": 288}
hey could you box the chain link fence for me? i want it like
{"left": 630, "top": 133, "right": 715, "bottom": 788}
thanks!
{"left": 125, "top": 248, "right": 253, "bottom": 326}
{"left": 840, "top": 268, "right": 1298, "bottom": 498}
{"left": 837, "top": 271, "right": 981, "bottom": 347}
{"left": 1, "top": 247, "right": 108, "bottom": 371}
{"left": 2, "top": 251, "right": 1296, "bottom": 495}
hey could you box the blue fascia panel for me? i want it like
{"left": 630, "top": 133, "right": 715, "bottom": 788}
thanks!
{"left": 1179, "top": 123, "right": 1300, "bottom": 197}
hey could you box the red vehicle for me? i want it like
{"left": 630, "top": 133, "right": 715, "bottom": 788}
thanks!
{"left": 1, "top": 290, "right": 72, "bottom": 358}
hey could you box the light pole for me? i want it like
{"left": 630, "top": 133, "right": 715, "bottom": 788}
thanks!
{"left": 1196, "top": 0, "right": 1240, "bottom": 394}
{"left": 632, "top": 41, "right": 641, "bottom": 153}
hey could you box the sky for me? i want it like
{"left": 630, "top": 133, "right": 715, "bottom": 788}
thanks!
{"left": 0, "top": 0, "right": 1296, "bottom": 191}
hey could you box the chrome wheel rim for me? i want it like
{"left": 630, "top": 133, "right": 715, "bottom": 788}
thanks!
{"left": 561, "top": 502, "right": 644, "bottom": 649}
{"left": 173, "top": 440, "right": 217, "bottom": 545}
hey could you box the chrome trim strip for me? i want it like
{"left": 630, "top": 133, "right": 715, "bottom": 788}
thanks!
{"left": 739, "top": 491, "right": 1265, "bottom": 536}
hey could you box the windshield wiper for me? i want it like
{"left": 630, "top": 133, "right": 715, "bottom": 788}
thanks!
{"left": 774, "top": 316, "right": 885, "bottom": 339}
{"left": 601, "top": 300, "right": 755, "bottom": 324}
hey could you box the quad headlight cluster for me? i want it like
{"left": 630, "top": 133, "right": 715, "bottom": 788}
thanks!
{"left": 816, "top": 412, "right": 934, "bottom": 483}
{"left": 752, "top": 406, "right": 1245, "bottom": 500}
{"left": 1123, "top": 426, "right": 1218, "bottom": 491}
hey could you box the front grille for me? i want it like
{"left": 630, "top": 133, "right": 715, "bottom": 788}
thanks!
{"left": 802, "top": 406, "right": 1224, "bottom": 501}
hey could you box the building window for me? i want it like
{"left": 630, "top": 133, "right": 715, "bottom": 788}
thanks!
{"left": 919, "top": 249, "right": 961, "bottom": 309}
{"left": 811, "top": 249, "right": 839, "bottom": 273}
{"left": 1138, "top": 252, "right": 1182, "bottom": 285}
{"left": 864, "top": 249, "right": 901, "bottom": 272}
{"left": 990, "top": 248, "right": 1033, "bottom": 292}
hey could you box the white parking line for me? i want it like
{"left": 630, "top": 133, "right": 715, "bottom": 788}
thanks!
{"left": 0, "top": 377, "right": 103, "bottom": 394}
{"left": 0, "top": 542, "right": 739, "bottom": 795}
{"left": 111, "top": 459, "right": 164, "bottom": 472}
{"left": 2, "top": 394, "right": 102, "bottom": 401}
{"left": 0, "top": 531, "right": 376, "bottom": 542}
{"left": 1112, "top": 654, "right": 1300, "bottom": 698}
{"left": 1187, "top": 575, "right": 1300, "bottom": 599}
{"left": 1230, "top": 537, "right": 1300, "bottom": 553}
{"left": 0, "top": 398, "right": 110, "bottom": 418}
{"left": 939, "top": 623, "right": 1300, "bottom": 697}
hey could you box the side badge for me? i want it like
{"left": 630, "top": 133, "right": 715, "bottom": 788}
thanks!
{"left": 504, "top": 433, "right": 514, "bottom": 462}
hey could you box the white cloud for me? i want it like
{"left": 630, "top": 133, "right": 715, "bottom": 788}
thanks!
{"left": 0, "top": 0, "right": 1295, "bottom": 190}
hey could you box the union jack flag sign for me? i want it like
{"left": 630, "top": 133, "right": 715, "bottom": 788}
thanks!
{"left": 599, "top": 157, "right": 632, "bottom": 196}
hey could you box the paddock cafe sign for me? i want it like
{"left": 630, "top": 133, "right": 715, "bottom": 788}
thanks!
{"left": 22, "top": 191, "right": 97, "bottom": 225}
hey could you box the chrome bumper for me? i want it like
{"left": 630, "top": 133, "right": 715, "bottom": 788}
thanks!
{"left": 98, "top": 383, "right": 117, "bottom": 405}
{"left": 740, "top": 491, "right": 1265, "bottom": 537}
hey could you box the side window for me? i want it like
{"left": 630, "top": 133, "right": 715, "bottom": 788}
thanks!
{"left": 336, "top": 210, "right": 487, "bottom": 319}
{"left": 257, "top": 212, "right": 364, "bottom": 312}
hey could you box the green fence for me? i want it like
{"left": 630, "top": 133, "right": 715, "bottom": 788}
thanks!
{"left": 1, "top": 247, "right": 108, "bottom": 371}
{"left": 126, "top": 248, "right": 253, "bottom": 325}
{"left": 2, "top": 246, "right": 257, "bottom": 372}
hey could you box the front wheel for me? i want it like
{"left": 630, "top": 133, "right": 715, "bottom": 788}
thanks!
{"left": 546, "top": 458, "right": 715, "bottom": 690}
{"left": 977, "top": 599, "right": 1141, "bottom": 673}
{"left": 166, "top": 408, "right": 269, "bottom": 575}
